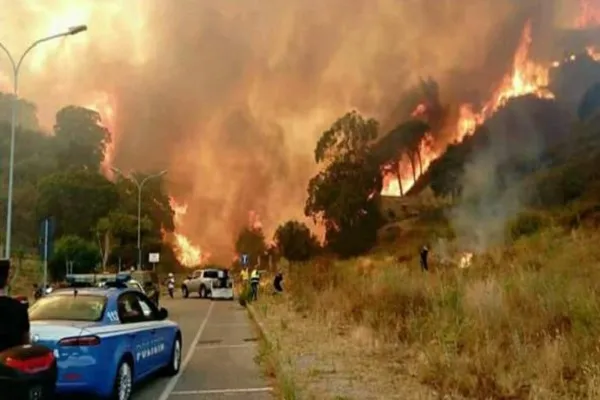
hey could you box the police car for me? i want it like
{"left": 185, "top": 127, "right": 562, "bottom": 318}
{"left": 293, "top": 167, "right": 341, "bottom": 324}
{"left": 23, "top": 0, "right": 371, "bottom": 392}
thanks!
{"left": 27, "top": 274, "right": 182, "bottom": 400}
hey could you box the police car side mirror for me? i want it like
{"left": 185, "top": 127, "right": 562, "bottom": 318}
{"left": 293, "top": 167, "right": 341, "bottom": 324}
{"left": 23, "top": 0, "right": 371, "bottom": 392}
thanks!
{"left": 158, "top": 307, "right": 168, "bottom": 320}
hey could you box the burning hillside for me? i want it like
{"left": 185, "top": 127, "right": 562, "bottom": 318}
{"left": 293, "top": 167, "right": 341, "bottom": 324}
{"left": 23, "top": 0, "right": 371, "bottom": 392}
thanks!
{"left": 0, "top": 0, "right": 599, "bottom": 262}
{"left": 381, "top": 2, "right": 600, "bottom": 197}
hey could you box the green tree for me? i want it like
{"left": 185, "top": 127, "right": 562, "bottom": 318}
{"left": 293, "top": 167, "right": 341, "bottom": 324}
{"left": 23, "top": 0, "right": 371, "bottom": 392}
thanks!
{"left": 307, "top": 111, "right": 383, "bottom": 257}
{"left": 314, "top": 110, "right": 379, "bottom": 163}
{"left": 235, "top": 227, "right": 267, "bottom": 267}
{"left": 273, "top": 220, "right": 319, "bottom": 262}
{"left": 305, "top": 157, "right": 383, "bottom": 257}
{"left": 53, "top": 106, "right": 110, "bottom": 171}
{"left": 110, "top": 174, "right": 175, "bottom": 267}
{"left": 49, "top": 235, "right": 101, "bottom": 280}
{"left": 36, "top": 170, "right": 120, "bottom": 239}
{"left": 0, "top": 92, "right": 40, "bottom": 130}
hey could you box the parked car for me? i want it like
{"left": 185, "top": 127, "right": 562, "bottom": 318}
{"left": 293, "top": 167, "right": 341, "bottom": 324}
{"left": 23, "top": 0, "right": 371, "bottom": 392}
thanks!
{"left": 28, "top": 279, "right": 182, "bottom": 400}
{"left": 181, "top": 267, "right": 233, "bottom": 300}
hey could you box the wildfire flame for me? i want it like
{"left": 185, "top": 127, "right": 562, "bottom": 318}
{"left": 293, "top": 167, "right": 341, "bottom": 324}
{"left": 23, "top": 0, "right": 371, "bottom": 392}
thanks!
{"left": 169, "top": 197, "right": 206, "bottom": 267}
{"left": 248, "top": 210, "right": 263, "bottom": 231}
{"left": 459, "top": 252, "right": 473, "bottom": 269}
{"left": 382, "top": 20, "right": 555, "bottom": 197}
{"left": 84, "top": 91, "right": 117, "bottom": 179}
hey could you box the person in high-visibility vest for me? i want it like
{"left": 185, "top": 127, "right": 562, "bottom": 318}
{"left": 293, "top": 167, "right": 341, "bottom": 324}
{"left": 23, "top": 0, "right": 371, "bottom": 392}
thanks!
{"left": 241, "top": 267, "right": 249, "bottom": 282}
{"left": 250, "top": 268, "right": 260, "bottom": 301}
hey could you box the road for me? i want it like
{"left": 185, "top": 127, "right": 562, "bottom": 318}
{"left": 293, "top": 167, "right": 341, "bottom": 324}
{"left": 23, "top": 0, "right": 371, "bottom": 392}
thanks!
{"left": 133, "top": 296, "right": 273, "bottom": 400}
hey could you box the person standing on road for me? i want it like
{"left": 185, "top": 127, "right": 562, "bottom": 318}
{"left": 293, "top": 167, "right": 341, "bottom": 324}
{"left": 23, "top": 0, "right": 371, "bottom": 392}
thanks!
{"left": 0, "top": 260, "right": 30, "bottom": 352}
{"left": 250, "top": 268, "right": 260, "bottom": 301}
{"left": 420, "top": 245, "right": 429, "bottom": 271}
{"left": 241, "top": 267, "right": 249, "bottom": 286}
{"left": 166, "top": 273, "right": 175, "bottom": 299}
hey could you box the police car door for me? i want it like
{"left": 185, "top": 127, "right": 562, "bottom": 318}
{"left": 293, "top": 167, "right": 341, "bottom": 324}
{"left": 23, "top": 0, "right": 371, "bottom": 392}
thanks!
{"left": 117, "top": 292, "right": 154, "bottom": 378}
{"left": 132, "top": 292, "right": 169, "bottom": 370}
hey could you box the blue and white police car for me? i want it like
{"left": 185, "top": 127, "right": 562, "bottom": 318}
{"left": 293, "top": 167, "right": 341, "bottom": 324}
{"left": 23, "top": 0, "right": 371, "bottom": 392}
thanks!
{"left": 27, "top": 274, "right": 182, "bottom": 400}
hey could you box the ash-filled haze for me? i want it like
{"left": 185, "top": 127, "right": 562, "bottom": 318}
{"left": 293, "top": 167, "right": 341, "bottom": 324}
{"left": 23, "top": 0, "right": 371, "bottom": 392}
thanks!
{"left": 0, "top": 0, "right": 592, "bottom": 260}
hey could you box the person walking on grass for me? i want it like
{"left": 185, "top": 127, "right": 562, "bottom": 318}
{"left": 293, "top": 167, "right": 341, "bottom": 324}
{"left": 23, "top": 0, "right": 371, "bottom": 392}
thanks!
{"left": 250, "top": 268, "right": 260, "bottom": 301}
{"left": 420, "top": 245, "right": 429, "bottom": 271}
{"left": 273, "top": 271, "right": 283, "bottom": 294}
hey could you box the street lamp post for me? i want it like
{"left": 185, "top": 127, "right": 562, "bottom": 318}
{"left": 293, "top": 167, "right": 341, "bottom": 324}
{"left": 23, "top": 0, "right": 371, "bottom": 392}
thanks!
{"left": 111, "top": 168, "right": 167, "bottom": 270}
{"left": 1, "top": 25, "right": 88, "bottom": 260}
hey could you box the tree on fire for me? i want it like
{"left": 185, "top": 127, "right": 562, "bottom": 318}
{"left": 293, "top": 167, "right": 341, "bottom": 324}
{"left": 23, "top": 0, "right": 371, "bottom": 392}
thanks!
{"left": 305, "top": 111, "right": 383, "bottom": 258}
{"left": 273, "top": 220, "right": 320, "bottom": 262}
{"left": 373, "top": 119, "right": 430, "bottom": 190}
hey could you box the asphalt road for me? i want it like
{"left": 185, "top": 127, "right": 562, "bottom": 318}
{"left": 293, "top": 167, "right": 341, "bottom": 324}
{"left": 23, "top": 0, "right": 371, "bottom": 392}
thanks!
{"left": 132, "top": 296, "right": 273, "bottom": 400}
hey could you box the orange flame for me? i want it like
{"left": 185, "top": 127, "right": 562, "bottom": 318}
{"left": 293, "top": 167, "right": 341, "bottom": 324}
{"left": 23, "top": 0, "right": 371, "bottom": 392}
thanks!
{"left": 84, "top": 91, "right": 116, "bottom": 179}
{"left": 248, "top": 210, "right": 263, "bottom": 231}
{"left": 169, "top": 197, "right": 206, "bottom": 267}
{"left": 381, "top": 20, "right": 554, "bottom": 197}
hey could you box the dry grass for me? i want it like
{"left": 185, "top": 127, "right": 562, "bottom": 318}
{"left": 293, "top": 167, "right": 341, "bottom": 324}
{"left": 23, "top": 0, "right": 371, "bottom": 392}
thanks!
{"left": 255, "top": 226, "right": 600, "bottom": 399}
{"left": 8, "top": 257, "right": 43, "bottom": 297}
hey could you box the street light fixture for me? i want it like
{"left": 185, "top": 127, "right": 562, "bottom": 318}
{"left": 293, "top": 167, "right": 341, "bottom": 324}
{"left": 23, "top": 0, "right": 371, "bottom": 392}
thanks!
{"left": 68, "top": 25, "right": 88, "bottom": 35}
{"left": 111, "top": 167, "right": 168, "bottom": 270}
{"left": 1, "top": 25, "right": 88, "bottom": 259}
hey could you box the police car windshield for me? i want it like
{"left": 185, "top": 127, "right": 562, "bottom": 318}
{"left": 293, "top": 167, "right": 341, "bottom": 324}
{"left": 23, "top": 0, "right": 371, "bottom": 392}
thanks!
{"left": 29, "top": 294, "right": 107, "bottom": 322}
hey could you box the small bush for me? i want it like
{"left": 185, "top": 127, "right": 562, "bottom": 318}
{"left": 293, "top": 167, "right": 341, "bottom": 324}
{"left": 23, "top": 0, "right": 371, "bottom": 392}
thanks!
{"left": 506, "top": 211, "right": 549, "bottom": 241}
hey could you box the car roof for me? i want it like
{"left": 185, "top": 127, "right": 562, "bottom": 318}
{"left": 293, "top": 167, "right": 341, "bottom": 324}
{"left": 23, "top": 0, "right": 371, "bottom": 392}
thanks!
{"left": 50, "top": 286, "right": 135, "bottom": 300}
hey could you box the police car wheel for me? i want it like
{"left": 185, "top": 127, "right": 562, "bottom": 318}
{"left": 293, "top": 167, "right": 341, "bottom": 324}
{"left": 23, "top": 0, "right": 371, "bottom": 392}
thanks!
{"left": 111, "top": 359, "right": 133, "bottom": 400}
{"left": 163, "top": 336, "right": 182, "bottom": 376}
{"left": 182, "top": 286, "right": 189, "bottom": 298}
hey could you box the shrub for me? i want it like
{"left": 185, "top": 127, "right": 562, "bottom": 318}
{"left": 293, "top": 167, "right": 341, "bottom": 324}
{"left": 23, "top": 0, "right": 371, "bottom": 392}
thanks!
{"left": 506, "top": 211, "right": 549, "bottom": 241}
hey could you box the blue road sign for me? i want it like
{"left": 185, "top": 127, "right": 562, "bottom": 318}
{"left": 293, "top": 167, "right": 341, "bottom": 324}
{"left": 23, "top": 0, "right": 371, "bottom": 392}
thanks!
{"left": 241, "top": 254, "right": 249, "bottom": 266}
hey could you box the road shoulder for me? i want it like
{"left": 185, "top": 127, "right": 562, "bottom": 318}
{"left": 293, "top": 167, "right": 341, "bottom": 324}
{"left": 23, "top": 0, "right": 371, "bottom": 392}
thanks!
{"left": 249, "top": 295, "right": 438, "bottom": 400}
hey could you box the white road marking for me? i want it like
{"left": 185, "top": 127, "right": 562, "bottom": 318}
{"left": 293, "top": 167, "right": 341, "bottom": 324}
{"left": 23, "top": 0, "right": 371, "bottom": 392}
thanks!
{"left": 170, "top": 387, "right": 273, "bottom": 396}
{"left": 157, "top": 301, "right": 215, "bottom": 400}
{"left": 195, "top": 343, "right": 256, "bottom": 350}
{"left": 206, "top": 323, "right": 248, "bottom": 328}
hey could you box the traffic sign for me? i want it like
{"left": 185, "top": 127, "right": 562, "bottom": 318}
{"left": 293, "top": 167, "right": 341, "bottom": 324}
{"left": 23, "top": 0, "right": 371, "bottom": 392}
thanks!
{"left": 149, "top": 253, "right": 160, "bottom": 263}
{"left": 241, "top": 254, "right": 249, "bottom": 265}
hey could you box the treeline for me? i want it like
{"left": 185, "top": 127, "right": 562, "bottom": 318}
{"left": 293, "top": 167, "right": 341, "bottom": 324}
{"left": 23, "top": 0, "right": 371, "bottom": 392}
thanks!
{"left": 234, "top": 108, "right": 435, "bottom": 263}
{"left": 235, "top": 77, "right": 600, "bottom": 264}
{"left": 0, "top": 95, "right": 179, "bottom": 279}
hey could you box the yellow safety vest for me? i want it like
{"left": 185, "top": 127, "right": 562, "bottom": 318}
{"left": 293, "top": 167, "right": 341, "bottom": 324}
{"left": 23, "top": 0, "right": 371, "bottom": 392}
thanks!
{"left": 250, "top": 270, "right": 259, "bottom": 281}
{"left": 241, "top": 269, "right": 249, "bottom": 281}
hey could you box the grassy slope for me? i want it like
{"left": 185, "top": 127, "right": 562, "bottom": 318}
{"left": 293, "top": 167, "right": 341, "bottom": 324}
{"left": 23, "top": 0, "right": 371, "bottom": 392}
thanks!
{"left": 253, "top": 111, "right": 600, "bottom": 398}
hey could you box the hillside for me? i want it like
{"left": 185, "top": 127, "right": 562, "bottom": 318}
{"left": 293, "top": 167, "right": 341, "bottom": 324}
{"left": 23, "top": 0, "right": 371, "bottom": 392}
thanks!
{"left": 249, "top": 61, "right": 600, "bottom": 400}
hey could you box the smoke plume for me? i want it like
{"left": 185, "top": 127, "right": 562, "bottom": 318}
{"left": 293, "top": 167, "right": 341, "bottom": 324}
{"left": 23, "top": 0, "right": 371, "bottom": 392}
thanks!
{"left": 0, "top": 0, "right": 585, "bottom": 259}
